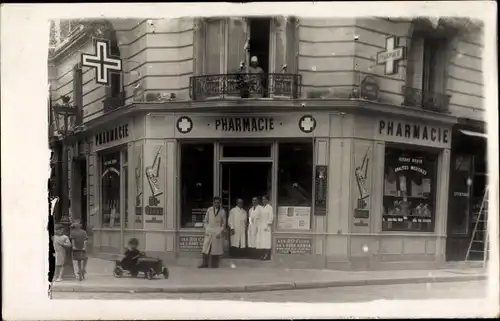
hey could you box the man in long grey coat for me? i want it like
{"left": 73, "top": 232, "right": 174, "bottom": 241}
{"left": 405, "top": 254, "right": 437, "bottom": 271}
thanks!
{"left": 198, "top": 196, "right": 227, "bottom": 268}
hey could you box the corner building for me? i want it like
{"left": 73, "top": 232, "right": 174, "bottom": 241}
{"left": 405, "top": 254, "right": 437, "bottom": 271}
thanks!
{"left": 48, "top": 17, "right": 487, "bottom": 270}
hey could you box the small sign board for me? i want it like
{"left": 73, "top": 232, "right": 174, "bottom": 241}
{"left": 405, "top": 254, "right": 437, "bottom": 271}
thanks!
{"left": 314, "top": 165, "right": 328, "bottom": 215}
{"left": 179, "top": 236, "right": 204, "bottom": 252}
{"left": 275, "top": 238, "right": 312, "bottom": 255}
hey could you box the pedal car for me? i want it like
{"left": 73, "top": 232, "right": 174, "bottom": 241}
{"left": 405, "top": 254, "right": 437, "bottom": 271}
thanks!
{"left": 113, "top": 252, "right": 169, "bottom": 280}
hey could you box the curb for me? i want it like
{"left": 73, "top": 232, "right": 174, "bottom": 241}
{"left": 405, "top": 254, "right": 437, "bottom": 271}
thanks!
{"left": 52, "top": 274, "right": 487, "bottom": 294}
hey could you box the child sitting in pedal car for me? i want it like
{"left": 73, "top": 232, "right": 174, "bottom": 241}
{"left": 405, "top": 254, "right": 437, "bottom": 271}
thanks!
{"left": 121, "top": 238, "right": 143, "bottom": 271}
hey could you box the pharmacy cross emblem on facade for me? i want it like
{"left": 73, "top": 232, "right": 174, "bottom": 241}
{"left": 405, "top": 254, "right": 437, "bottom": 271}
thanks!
{"left": 299, "top": 115, "right": 316, "bottom": 133}
{"left": 376, "top": 36, "right": 405, "bottom": 75}
{"left": 81, "top": 39, "right": 122, "bottom": 86}
{"left": 177, "top": 116, "right": 193, "bottom": 134}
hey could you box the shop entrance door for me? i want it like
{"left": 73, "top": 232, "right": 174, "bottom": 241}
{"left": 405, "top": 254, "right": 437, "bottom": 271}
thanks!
{"left": 220, "top": 162, "right": 272, "bottom": 258}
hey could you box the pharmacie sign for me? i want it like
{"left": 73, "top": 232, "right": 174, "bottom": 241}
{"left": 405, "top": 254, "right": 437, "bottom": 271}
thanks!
{"left": 215, "top": 116, "right": 275, "bottom": 132}
{"left": 378, "top": 120, "right": 450, "bottom": 146}
{"left": 95, "top": 124, "right": 129, "bottom": 146}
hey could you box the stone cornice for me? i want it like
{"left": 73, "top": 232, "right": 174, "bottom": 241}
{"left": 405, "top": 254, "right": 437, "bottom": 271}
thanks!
{"left": 64, "top": 99, "right": 460, "bottom": 142}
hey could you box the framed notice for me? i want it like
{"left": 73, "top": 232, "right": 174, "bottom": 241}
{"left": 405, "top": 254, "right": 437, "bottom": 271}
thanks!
{"left": 179, "top": 235, "right": 204, "bottom": 252}
{"left": 277, "top": 206, "right": 311, "bottom": 230}
{"left": 275, "top": 238, "right": 312, "bottom": 255}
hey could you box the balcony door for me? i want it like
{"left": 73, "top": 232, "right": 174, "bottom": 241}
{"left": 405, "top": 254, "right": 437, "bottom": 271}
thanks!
{"left": 197, "top": 17, "right": 297, "bottom": 75}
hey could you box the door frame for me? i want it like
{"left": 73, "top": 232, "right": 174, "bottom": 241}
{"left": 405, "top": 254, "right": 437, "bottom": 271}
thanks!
{"left": 215, "top": 141, "right": 277, "bottom": 209}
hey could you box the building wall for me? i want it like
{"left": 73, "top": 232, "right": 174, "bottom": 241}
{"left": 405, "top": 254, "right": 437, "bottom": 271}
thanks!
{"left": 49, "top": 17, "right": 484, "bottom": 268}
{"left": 296, "top": 17, "right": 484, "bottom": 121}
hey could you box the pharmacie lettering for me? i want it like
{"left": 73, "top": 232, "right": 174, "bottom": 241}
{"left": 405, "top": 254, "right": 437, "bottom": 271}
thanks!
{"left": 95, "top": 124, "right": 129, "bottom": 146}
{"left": 378, "top": 120, "right": 449, "bottom": 144}
{"left": 215, "top": 117, "right": 275, "bottom": 132}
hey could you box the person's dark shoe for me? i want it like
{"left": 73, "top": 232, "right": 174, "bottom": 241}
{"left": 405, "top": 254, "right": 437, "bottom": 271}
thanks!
{"left": 198, "top": 254, "right": 209, "bottom": 268}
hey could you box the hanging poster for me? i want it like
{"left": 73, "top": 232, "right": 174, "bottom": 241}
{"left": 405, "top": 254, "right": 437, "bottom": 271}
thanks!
{"left": 132, "top": 142, "right": 143, "bottom": 227}
{"left": 277, "top": 206, "right": 311, "bottom": 230}
{"left": 143, "top": 141, "right": 166, "bottom": 229}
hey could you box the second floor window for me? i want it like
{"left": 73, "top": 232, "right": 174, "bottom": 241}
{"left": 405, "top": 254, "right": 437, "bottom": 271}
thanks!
{"left": 406, "top": 34, "right": 448, "bottom": 94}
{"left": 195, "top": 17, "right": 297, "bottom": 75}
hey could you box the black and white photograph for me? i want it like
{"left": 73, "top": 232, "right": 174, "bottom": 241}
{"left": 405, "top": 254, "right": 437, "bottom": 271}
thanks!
{"left": 1, "top": 2, "right": 498, "bottom": 320}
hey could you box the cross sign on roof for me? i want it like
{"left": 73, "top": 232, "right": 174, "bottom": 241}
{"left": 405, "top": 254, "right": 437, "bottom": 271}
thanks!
{"left": 81, "top": 39, "right": 122, "bottom": 86}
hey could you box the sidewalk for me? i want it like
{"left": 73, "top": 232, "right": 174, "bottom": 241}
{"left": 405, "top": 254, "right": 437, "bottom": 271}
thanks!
{"left": 52, "top": 258, "right": 487, "bottom": 294}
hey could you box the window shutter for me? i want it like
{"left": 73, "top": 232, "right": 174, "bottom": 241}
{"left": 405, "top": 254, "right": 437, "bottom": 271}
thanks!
{"left": 204, "top": 19, "right": 222, "bottom": 75}
{"left": 193, "top": 18, "right": 204, "bottom": 76}
{"left": 274, "top": 17, "right": 286, "bottom": 73}
{"left": 73, "top": 64, "right": 83, "bottom": 125}
{"left": 406, "top": 36, "right": 425, "bottom": 89}
{"left": 285, "top": 17, "right": 297, "bottom": 74}
{"left": 226, "top": 18, "right": 248, "bottom": 73}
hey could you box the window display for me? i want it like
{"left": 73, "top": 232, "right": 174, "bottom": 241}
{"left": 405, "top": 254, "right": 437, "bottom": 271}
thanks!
{"left": 382, "top": 147, "right": 438, "bottom": 232}
{"left": 100, "top": 151, "right": 122, "bottom": 228}
{"left": 180, "top": 143, "right": 214, "bottom": 228}
{"left": 277, "top": 142, "right": 313, "bottom": 230}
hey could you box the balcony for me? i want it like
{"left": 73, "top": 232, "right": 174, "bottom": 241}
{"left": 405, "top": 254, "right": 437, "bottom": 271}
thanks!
{"left": 103, "top": 91, "right": 125, "bottom": 113}
{"left": 189, "top": 73, "right": 301, "bottom": 101}
{"left": 401, "top": 86, "right": 451, "bottom": 113}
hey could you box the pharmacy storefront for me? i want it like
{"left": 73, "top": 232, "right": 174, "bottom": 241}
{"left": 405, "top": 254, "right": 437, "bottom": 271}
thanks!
{"left": 88, "top": 109, "right": 454, "bottom": 270}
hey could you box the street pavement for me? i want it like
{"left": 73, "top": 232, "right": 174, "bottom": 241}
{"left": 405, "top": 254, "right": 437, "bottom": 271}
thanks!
{"left": 51, "top": 257, "right": 488, "bottom": 294}
{"left": 52, "top": 280, "right": 488, "bottom": 301}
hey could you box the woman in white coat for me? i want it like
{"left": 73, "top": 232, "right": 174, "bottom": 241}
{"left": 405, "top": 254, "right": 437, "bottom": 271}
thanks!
{"left": 256, "top": 195, "right": 274, "bottom": 260}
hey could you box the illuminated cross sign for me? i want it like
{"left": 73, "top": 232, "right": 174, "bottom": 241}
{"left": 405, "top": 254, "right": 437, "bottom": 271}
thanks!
{"left": 377, "top": 36, "right": 405, "bottom": 75}
{"left": 81, "top": 39, "right": 122, "bottom": 86}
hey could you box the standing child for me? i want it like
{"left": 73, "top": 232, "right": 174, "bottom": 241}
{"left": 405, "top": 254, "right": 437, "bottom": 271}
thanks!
{"left": 70, "top": 222, "right": 88, "bottom": 280}
{"left": 53, "top": 226, "right": 71, "bottom": 282}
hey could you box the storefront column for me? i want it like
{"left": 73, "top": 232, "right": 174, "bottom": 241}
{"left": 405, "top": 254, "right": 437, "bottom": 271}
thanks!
{"left": 435, "top": 148, "right": 451, "bottom": 259}
{"left": 372, "top": 141, "right": 386, "bottom": 233}
{"left": 314, "top": 138, "right": 329, "bottom": 256}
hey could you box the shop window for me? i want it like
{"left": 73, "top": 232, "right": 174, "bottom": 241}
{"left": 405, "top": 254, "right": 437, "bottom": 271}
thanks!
{"left": 100, "top": 149, "right": 127, "bottom": 228}
{"left": 382, "top": 147, "right": 438, "bottom": 232}
{"left": 277, "top": 142, "right": 313, "bottom": 207}
{"left": 180, "top": 143, "right": 214, "bottom": 228}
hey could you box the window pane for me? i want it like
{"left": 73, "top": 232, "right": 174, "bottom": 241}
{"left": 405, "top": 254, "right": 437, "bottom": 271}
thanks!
{"left": 124, "top": 165, "right": 128, "bottom": 228}
{"left": 277, "top": 142, "right": 313, "bottom": 207}
{"left": 101, "top": 151, "right": 121, "bottom": 228}
{"left": 382, "top": 147, "right": 438, "bottom": 232}
{"left": 222, "top": 144, "right": 271, "bottom": 158}
{"left": 181, "top": 144, "right": 214, "bottom": 228}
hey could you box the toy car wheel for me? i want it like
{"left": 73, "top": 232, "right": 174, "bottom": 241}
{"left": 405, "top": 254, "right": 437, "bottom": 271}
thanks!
{"left": 162, "top": 267, "right": 169, "bottom": 279}
{"left": 113, "top": 266, "right": 124, "bottom": 278}
{"left": 147, "top": 268, "right": 154, "bottom": 280}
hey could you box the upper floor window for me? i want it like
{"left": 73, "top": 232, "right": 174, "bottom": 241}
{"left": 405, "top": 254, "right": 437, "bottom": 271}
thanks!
{"left": 195, "top": 17, "right": 297, "bottom": 75}
{"left": 403, "top": 32, "right": 450, "bottom": 112}
{"left": 191, "top": 17, "right": 300, "bottom": 100}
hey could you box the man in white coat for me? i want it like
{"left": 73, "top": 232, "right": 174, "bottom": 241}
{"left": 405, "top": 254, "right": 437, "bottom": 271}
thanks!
{"left": 198, "top": 196, "right": 226, "bottom": 269}
{"left": 256, "top": 195, "right": 274, "bottom": 260}
{"left": 228, "top": 198, "right": 247, "bottom": 257}
{"left": 247, "top": 197, "right": 263, "bottom": 257}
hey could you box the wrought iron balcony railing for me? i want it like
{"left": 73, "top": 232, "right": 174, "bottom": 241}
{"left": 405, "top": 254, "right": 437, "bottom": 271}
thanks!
{"left": 189, "top": 73, "right": 302, "bottom": 101}
{"left": 103, "top": 91, "right": 126, "bottom": 113}
{"left": 401, "top": 86, "right": 451, "bottom": 113}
